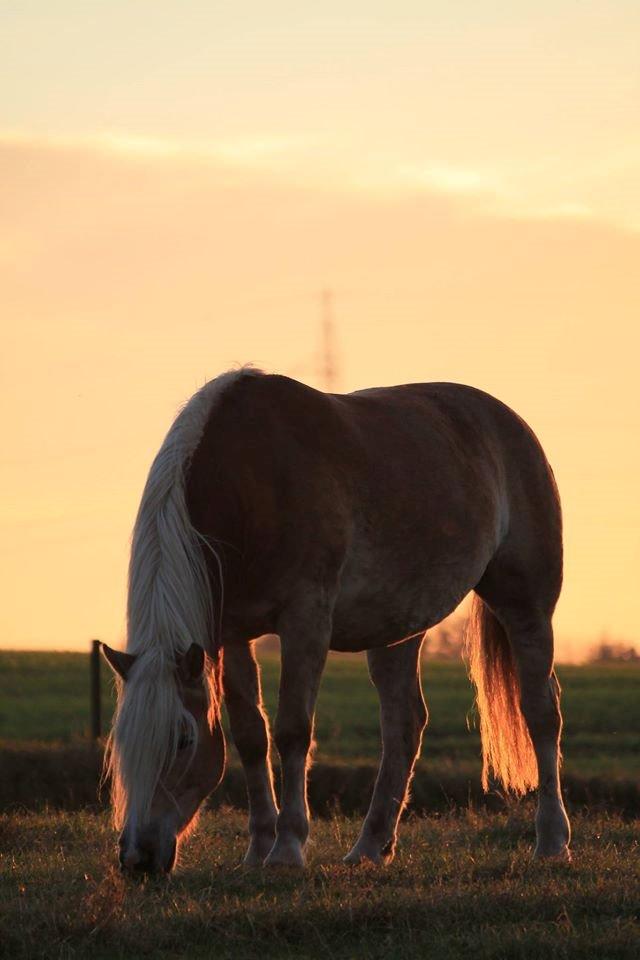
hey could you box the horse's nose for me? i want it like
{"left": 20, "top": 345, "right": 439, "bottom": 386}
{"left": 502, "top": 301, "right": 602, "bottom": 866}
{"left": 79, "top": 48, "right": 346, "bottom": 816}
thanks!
{"left": 119, "top": 845, "right": 155, "bottom": 876}
{"left": 118, "top": 825, "right": 175, "bottom": 876}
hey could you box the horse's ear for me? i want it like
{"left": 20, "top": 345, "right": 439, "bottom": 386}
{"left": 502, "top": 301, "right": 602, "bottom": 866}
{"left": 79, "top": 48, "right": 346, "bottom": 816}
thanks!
{"left": 102, "top": 644, "right": 137, "bottom": 681}
{"left": 176, "top": 643, "right": 205, "bottom": 684}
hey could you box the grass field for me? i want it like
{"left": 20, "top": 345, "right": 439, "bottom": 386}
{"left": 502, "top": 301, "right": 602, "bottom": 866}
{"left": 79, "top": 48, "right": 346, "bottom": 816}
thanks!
{"left": 2, "top": 650, "right": 639, "bottom": 959}
{"left": 2, "top": 807, "right": 639, "bottom": 959}
{"left": 1, "top": 649, "right": 640, "bottom": 780}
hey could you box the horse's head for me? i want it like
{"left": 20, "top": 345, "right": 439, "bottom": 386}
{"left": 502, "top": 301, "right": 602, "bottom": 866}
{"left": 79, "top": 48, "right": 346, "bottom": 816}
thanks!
{"left": 103, "top": 642, "right": 225, "bottom": 876}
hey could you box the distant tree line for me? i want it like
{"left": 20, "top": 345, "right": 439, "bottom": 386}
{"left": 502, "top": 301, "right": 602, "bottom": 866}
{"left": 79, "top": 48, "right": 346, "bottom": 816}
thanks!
{"left": 425, "top": 624, "right": 640, "bottom": 665}
{"left": 425, "top": 615, "right": 467, "bottom": 661}
{"left": 258, "top": 623, "right": 639, "bottom": 664}
{"left": 588, "top": 635, "right": 640, "bottom": 663}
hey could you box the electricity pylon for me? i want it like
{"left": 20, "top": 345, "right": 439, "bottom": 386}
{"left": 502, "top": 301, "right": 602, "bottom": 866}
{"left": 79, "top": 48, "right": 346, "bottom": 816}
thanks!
{"left": 320, "top": 287, "right": 339, "bottom": 392}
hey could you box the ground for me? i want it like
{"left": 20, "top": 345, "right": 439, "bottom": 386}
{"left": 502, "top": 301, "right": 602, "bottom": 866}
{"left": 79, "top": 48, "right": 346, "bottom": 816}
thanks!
{"left": 2, "top": 651, "right": 639, "bottom": 780}
{"left": 2, "top": 807, "right": 639, "bottom": 960}
{"left": 1, "top": 651, "right": 639, "bottom": 958}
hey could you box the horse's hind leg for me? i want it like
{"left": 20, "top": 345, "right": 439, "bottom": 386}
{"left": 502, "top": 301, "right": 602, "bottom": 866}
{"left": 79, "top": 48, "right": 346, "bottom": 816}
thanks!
{"left": 344, "top": 634, "right": 427, "bottom": 865}
{"left": 223, "top": 642, "right": 278, "bottom": 866}
{"left": 476, "top": 579, "right": 571, "bottom": 859}
{"left": 506, "top": 611, "right": 571, "bottom": 858}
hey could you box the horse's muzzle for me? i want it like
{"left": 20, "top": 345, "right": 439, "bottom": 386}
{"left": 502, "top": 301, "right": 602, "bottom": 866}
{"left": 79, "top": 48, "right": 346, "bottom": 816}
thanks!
{"left": 119, "top": 836, "right": 177, "bottom": 877}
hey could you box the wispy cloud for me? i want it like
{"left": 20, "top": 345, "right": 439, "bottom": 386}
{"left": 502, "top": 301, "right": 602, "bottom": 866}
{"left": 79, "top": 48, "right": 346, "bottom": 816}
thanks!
{"left": 388, "top": 163, "right": 615, "bottom": 229}
{"left": 2, "top": 130, "right": 635, "bottom": 232}
{"left": 0, "top": 129, "right": 306, "bottom": 167}
{"left": 512, "top": 201, "right": 594, "bottom": 222}
{"left": 396, "top": 164, "right": 499, "bottom": 196}
{"left": 394, "top": 157, "right": 640, "bottom": 232}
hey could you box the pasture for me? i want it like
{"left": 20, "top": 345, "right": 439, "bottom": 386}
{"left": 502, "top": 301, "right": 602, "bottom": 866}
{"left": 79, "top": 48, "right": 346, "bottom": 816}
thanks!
{"left": 1, "top": 649, "right": 639, "bottom": 780}
{"left": 2, "top": 808, "right": 639, "bottom": 959}
{"left": 1, "top": 650, "right": 639, "bottom": 958}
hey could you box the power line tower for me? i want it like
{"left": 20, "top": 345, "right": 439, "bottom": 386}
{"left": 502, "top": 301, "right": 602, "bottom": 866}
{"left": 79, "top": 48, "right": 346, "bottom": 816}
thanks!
{"left": 320, "top": 287, "right": 339, "bottom": 392}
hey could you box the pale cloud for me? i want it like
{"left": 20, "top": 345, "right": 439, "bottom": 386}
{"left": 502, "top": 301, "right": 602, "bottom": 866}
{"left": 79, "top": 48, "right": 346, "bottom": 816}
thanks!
{"left": 396, "top": 164, "right": 499, "bottom": 196}
{"left": 388, "top": 162, "right": 627, "bottom": 231}
{"left": 513, "top": 202, "right": 594, "bottom": 222}
{"left": 99, "top": 132, "right": 305, "bottom": 165}
{"left": 1, "top": 129, "right": 635, "bottom": 233}
{"left": 0, "top": 128, "right": 307, "bottom": 167}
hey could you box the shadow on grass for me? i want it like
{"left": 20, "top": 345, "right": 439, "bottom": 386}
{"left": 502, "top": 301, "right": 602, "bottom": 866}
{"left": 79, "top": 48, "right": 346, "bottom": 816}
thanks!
{"left": 2, "top": 741, "right": 640, "bottom": 817}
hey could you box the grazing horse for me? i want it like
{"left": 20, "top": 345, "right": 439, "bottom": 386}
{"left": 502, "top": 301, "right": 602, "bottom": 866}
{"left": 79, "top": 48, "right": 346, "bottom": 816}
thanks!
{"left": 103, "top": 368, "right": 571, "bottom": 874}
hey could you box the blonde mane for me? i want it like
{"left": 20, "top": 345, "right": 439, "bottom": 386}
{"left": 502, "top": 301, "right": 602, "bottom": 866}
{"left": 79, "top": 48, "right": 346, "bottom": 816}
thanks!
{"left": 106, "top": 370, "right": 248, "bottom": 829}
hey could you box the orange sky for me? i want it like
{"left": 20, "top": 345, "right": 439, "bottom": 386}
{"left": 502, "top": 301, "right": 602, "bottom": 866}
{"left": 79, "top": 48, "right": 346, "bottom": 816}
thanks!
{"left": 1, "top": 2, "right": 639, "bottom": 657}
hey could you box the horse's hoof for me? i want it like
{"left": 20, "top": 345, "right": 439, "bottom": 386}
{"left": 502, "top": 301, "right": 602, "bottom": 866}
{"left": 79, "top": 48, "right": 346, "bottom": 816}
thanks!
{"left": 264, "top": 841, "right": 305, "bottom": 869}
{"left": 534, "top": 844, "right": 572, "bottom": 862}
{"left": 242, "top": 836, "right": 275, "bottom": 868}
{"left": 343, "top": 844, "right": 383, "bottom": 866}
{"left": 242, "top": 850, "right": 266, "bottom": 868}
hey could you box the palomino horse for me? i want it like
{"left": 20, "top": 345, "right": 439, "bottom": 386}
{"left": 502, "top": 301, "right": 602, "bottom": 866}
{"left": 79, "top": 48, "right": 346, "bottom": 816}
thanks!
{"left": 103, "top": 368, "right": 571, "bottom": 874}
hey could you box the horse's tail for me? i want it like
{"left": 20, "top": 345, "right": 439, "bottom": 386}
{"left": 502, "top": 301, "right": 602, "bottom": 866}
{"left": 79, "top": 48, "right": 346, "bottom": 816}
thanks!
{"left": 465, "top": 595, "right": 538, "bottom": 795}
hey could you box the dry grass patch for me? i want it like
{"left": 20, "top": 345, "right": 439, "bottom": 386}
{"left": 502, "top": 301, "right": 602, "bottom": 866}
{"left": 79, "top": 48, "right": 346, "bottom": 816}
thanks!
{"left": 1, "top": 807, "right": 639, "bottom": 959}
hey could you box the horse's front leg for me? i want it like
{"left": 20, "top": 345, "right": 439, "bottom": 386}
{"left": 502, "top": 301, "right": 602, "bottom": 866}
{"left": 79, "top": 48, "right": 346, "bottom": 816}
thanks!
{"left": 265, "top": 601, "right": 331, "bottom": 868}
{"left": 345, "top": 634, "right": 427, "bottom": 865}
{"left": 223, "top": 642, "right": 278, "bottom": 866}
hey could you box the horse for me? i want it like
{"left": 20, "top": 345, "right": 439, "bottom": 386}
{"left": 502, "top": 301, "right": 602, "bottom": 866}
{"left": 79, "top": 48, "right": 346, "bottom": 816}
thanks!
{"left": 102, "top": 368, "right": 571, "bottom": 874}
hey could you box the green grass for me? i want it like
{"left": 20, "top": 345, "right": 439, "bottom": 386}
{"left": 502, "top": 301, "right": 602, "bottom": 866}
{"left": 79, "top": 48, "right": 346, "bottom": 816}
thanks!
{"left": 2, "top": 653, "right": 639, "bottom": 958}
{"left": 2, "top": 650, "right": 639, "bottom": 780}
{"left": 0, "top": 651, "right": 117, "bottom": 742}
{"left": 1, "top": 807, "right": 639, "bottom": 959}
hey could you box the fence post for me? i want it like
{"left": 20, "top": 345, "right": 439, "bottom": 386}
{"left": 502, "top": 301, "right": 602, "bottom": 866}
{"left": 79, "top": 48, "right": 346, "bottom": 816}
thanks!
{"left": 90, "top": 639, "right": 102, "bottom": 740}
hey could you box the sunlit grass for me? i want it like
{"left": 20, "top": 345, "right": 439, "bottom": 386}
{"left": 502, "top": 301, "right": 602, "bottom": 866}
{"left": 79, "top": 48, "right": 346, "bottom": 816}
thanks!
{"left": 2, "top": 807, "right": 639, "bottom": 959}
{"left": 1, "top": 651, "right": 639, "bottom": 779}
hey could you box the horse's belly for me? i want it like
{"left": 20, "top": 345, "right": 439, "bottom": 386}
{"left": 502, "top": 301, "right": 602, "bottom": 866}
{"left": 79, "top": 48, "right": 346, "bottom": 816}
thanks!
{"left": 330, "top": 541, "right": 487, "bottom": 652}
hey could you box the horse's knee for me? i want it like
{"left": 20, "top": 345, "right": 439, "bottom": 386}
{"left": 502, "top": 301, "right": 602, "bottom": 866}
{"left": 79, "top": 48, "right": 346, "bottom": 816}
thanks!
{"left": 275, "top": 718, "right": 312, "bottom": 759}
{"left": 232, "top": 714, "right": 270, "bottom": 766}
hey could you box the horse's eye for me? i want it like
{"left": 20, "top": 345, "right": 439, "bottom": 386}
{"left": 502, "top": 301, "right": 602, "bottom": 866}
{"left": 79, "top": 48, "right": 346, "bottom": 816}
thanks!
{"left": 177, "top": 732, "right": 195, "bottom": 751}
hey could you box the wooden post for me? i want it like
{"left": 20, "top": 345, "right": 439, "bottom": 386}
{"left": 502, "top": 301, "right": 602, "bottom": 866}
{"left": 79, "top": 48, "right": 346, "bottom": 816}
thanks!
{"left": 90, "top": 639, "right": 101, "bottom": 740}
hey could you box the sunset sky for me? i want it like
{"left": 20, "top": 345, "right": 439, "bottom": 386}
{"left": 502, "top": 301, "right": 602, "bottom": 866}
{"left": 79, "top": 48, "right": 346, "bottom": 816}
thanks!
{"left": 1, "top": 1, "right": 639, "bottom": 658}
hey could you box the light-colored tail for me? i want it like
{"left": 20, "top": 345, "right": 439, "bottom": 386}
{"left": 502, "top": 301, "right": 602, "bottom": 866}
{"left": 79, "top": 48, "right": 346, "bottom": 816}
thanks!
{"left": 466, "top": 595, "right": 538, "bottom": 795}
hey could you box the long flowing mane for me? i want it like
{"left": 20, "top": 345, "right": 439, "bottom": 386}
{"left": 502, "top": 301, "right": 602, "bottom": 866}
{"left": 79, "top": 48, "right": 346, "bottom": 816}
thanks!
{"left": 106, "top": 370, "right": 247, "bottom": 829}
